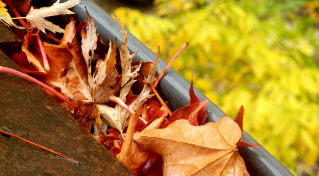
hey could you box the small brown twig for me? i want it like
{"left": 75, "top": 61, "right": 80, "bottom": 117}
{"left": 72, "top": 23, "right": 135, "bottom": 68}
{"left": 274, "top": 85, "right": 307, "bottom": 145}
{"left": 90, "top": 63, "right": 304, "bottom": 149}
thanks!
{"left": 153, "top": 42, "right": 189, "bottom": 88}
{"left": 35, "top": 32, "right": 50, "bottom": 72}
{"left": 30, "top": 23, "right": 50, "bottom": 73}
{"left": 0, "top": 129, "right": 80, "bottom": 165}
{"left": 45, "top": 34, "right": 61, "bottom": 44}
{"left": 143, "top": 80, "right": 172, "bottom": 116}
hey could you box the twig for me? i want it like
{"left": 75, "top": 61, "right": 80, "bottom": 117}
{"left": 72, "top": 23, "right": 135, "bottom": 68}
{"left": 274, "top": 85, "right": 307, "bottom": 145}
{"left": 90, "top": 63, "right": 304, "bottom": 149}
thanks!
{"left": 143, "top": 80, "right": 172, "bottom": 116}
{"left": 109, "top": 95, "right": 135, "bottom": 115}
{"left": 35, "top": 32, "right": 50, "bottom": 72}
{"left": 30, "top": 22, "right": 50, "bottom": 72}
{"left": 153, "top": 42, "right": 189, "bottom": 88}
{"left": 7, "top": 2, "right": 31, "bottom": 30}
{"left": 45, "top": 34, "right": 61, "bottom": 44}
{"left": 0, "top": 129, "right": 80, "bottom": 165}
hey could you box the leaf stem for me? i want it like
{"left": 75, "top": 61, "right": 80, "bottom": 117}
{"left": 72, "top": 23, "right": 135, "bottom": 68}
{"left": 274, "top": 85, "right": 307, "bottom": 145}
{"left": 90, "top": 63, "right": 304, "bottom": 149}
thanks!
{"left": 143, "top": 80, "right": 172, "bottom": 116}
{"left": 35, "top": 32, "right": 50, "bottom": 72}
{"left": 109, "top": 95, "right": 135, "bottom": 115}
{"left": 0, "top": 129, "right": 80, "bottom": 165}
{"left": 45, "top": 34, "right": 61, "bottom": 44}
{"left": 0, "top": 66, "right": 77, "bottom": 108}
{"left": 7, "top": 2, "right": 30, "bottom": 30}
{"left": 154, "top": 42, "right": 189, "bottom": 88}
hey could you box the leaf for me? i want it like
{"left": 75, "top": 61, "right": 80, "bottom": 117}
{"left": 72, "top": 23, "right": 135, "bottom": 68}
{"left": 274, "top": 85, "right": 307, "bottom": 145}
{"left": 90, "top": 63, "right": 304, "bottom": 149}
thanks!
{"left": 233, "top": 106, "right": 260, "bottom": 148}
{"left": 117, "top": 107, "right": 148, "bottom": 175}
{"left": 74, "top": 102, "right": 103, "bottom": 133}
{"left": 162, "top": 99, "right": 209, "bottom": 128}
{"left": 133, "top": 62, "right": 157, "bottom": 92}
{"left": 93, "top": 37, "right": 120, "bottom": 103}
{"left": 0, "top": 1, "right": 23, "bottom": 29}
{"left": 133, "top": 117, "right": 250, "bottom": 176}
{"left": 26, "top": 0, "right": 81, "bottom": 33}
{"left": 117, "top": 107, "right": 166, "bottom": 175}
{"left": 98, "top": 14, "right": 157, "bottom": 133}
{"left": 21, "top": 32, "right": 46, "bottom": 73}
{"left": 115, "top": 13, "right": 139, "bottom": 103}
{"left": 81, "top": 9, "right": 97, "bottom": 68}
{"left": 189, "top": 80, "right": 208, "bottom": 125}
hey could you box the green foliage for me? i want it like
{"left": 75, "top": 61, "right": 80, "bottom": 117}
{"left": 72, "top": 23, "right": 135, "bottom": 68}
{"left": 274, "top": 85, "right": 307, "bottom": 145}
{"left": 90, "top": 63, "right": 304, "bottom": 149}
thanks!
{"left": 112, "top": 0, "right": 319, "bottom": 174}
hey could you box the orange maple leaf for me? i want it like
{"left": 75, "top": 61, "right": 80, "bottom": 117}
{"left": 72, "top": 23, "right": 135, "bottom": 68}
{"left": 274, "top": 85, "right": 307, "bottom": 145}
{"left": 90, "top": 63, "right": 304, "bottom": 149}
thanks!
{"left": 133, "top": 117, "right": 251, "bottom": 176}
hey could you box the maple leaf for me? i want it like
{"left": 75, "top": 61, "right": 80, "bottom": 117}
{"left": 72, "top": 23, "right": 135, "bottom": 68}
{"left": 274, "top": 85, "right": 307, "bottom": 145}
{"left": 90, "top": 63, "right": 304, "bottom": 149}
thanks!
{"left": 0, "top": 1, "right": 23, "bottom": 29}
{"left": 81, "top": 9, "right": 96, "bottom": 90}
{"left": 98, "top": 14, "right": 157, "bottom": 133}
{"left": 25, "top": 0, "right": 81, "bottom": 33}
{"left": 133, "top": 117, "right": 250, "bottom": 176}
{"left": 76, "top": 9, "right": 120, "bottom": 104}
{"left": 93, "top": 37, "right": 120, "bottom": 104}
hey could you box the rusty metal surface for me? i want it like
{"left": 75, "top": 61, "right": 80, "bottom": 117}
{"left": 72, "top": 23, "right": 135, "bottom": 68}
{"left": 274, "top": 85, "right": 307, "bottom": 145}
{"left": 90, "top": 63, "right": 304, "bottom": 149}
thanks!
{"left": 0, "top": 42, "right": 132, "bottom": 175}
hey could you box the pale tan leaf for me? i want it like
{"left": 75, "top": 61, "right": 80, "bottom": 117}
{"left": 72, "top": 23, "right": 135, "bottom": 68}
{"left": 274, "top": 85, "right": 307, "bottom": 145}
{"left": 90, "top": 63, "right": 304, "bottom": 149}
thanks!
{"left": 81, "top": 9, "right": 96, "bottom": 92}
{"left": 114, "top": 13, "right": 140, "bottom": 101}
{"left": 121, "top": 48, "right": 160, "bottom": 129}
{"left": 70, "top": 60, "right": 92, "bottom": 101}
{"left": 97, "top": 104, "right": 119, "bottom": 129}
{"left": 26, "top": 0, "right": 81, "bottom": 33}
{"left": 110, "top": 13, "right": 144, "bottom": 132}
{"left": 81, "top": 9, "right": 97, "bottom": 66}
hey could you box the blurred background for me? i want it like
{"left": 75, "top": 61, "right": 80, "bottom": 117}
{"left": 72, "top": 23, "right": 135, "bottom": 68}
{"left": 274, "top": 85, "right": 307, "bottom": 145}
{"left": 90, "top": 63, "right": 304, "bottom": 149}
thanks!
{"left": 92, "top": 0, "right": 319, "bottom": 175}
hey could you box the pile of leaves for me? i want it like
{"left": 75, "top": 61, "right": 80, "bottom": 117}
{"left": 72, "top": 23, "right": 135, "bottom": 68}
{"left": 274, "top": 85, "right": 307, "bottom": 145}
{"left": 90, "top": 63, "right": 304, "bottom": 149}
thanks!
{"left": 0, "top": 0, "right": 259, "bottom": 175}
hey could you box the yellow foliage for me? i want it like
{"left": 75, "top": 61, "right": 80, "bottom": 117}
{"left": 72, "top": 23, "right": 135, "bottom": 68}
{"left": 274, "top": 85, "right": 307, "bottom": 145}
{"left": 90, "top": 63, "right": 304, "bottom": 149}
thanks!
{"left": 112, "top": 0, "right": 319, "bottom": 174}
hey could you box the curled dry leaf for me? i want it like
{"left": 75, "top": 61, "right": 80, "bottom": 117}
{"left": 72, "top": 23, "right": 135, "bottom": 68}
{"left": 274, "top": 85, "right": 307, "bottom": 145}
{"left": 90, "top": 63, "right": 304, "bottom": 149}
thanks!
{"left": 117, "top": 108, "right": 167, "bottom": 175}
{"left": 21, "top": 32, "right": 46, "bottom": 73}
{"left": 117, "top": 107, "right": 147, "bottom": 175}
{"left": 162, "top": 99, "right": 209, "bottom": 128}
{"left": 188, "top": 80, "right": 207, "bottom": 125}
{"left": 81, "top": 9, "right": 97, "bottom": 67}
{"left": 162, "top": 81, "right": 209, "bottom": 128}
{"left": 133, "top": 117, "right": 250, "bottom": 176}
{"left": 93, "top": 38, "right": 120, "bottom": 104}
{"left": 26, "top": 0, "right": 81, "bottom": 33}
{"left": 234, "top": 106, "right": 260, "bottom": 148}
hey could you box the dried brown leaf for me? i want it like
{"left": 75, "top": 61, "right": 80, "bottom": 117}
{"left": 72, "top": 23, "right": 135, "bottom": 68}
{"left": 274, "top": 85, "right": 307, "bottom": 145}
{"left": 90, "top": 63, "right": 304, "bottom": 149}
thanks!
{"left": 93, "top": 38, "right": 120, "bottom": 103}
{"left": 21, "top": 32, "right": 46, "bottom": 73}
{"left": 133, "top": 117, "right": 250, "bottom": 176}
{"left": 74, "top": 102, "right": 100, "bottom": 133}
